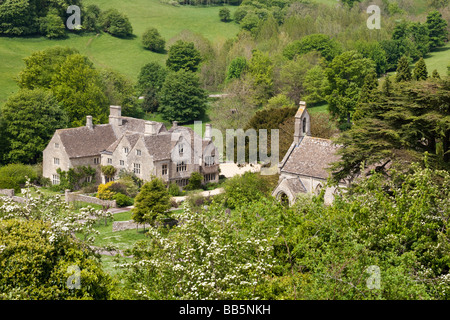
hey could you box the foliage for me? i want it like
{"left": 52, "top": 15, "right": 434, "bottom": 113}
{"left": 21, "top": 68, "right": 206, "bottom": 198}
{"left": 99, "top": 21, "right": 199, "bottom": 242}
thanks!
{"left": 226, "top": 56, "right": 247, "bottom": 81}
{"left": 159, "top": 69, "right": 207, "bottom": 122}
{"left": 99, "top": 8, "right": 133, "bottom": 37}
{"left": 97, "top": 182, "right": 116, "bottom": 201}
{"left": 395, "top": 55, "right": 412, "bottom": 82}
{"left": 119, "top": 202, "right": 276, "bottom": 299}
{"left": 219, "top": 8, "right": 231, "bottom": 22}
{"left": 131, "top": 178, "right": 171, "bottom": 227}
{"left": 248, "top": 49, "right": 273, "bottom": 104}
{"left": 100, "top": 69, "right": 143, "bottom": 118}
{"left": 136, "top": 62, "right": 168, "bottom": 112}
{"left": 142, "top": 27, "right": 166, "bottom": 52}
{"left": 324, "top": 50, "right": 376, "bottom": 125}
{"left": 222, "top": 172, "right": 273, "bottom": 209}
{"left": 166, "top": 40, "right": 202, "bottom": 73}
{"left": 101, "top": 165, "right": 117, "bottom": 180}
{"left": 185, "top": 172, "right": 203, "bottom": 191}
{"left": 0, "top": 88, "right": 68, "bottom": 164}
{"left": 0, "top": 218, "right": 115, "bottom": 300}
{"left": 413, "top": 57, "right": 428, "bottom": 81}
{"left": 38, "top": 11, "right": 66, "bottom": 39}
{"left": 283, "top": 34, "right": 341, "bottom": 62}
{"left": 0, "top": 164, "right": 37, "bottom": 193}
{"left": 168, "top": 181, "right": 181, "bottom": 197}
{"left": 56, "top": 166, "right": 96, "bottom": 192}
{"left": 425, "top": 10, "right": 449, "bottom": 50}
{"left": 331, "top": 78, "right": 450, "bottom": 182}
{"left": 113, "top": 193, "right": 134, "bottom": 208}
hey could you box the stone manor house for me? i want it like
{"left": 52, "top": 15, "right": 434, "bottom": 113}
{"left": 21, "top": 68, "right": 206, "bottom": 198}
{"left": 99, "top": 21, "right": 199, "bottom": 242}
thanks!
{"left": 43, "top": 106, "right": 219, "bottom": 188}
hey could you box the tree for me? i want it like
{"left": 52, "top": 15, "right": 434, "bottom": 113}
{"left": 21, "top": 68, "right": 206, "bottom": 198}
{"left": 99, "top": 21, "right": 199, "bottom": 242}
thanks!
{"left": 142, "top": 27, "right": 165, "bottom": 52}
{"left": 431, "top": 69, "right": 441, "bottom": 79}
{"left": 425, "top": 10, "right": 448, "bottom": 50}
{"left": 395, "top": 55, "right": 412, "bottom": 82}
{"left": 324, "top": 50, "right": 376, "bottom": 125}
{"left": 353, "top": 40, "right": 388, "bottom": 76}
{"left": 283, "top": 34, "right": 342, "bottom": 62}
{"left": 100, "top": 68, "right": 143, "bottom": 118}
{"left": 248, "top": 49, "right": 274, "bottom": 103}
{"left": 82, "top": 4, "right": 101, "bottom": 32}
{"left": 303, "top": 65, "right": 328, "bottom": 105}
{"left": 1, "top": 88, "right": 68, "bottom": 164}
{"left": 99, "top": 8, "right": 133, "bottom": 37}
{"left": 38, "top": 11, "right": 66, "bottom": 39}
{"left": 226, "top": 56, "right": 247, "bottom": 81}
{"left": 50, "top": 54, "right": 109, "bottom": 127}
{"left": 166, "top": 40, "right": 202, "bottom": 72}
{"left": 331, "top": 78, "right": 450, "bottom": 181}
{"left": 413, "top": 57, "right": 428, "bottom": 81}
{"left": 219, "top": 7, "right": 231, "bottom": 22}
{"left": 17, "top": 46, "right": 79, "bottom": 90}
{"left": 131, "top": 178, "right": 171, "bottom": 229}
{"left": 159, "top": 69, "right": 207, "bottom": 122}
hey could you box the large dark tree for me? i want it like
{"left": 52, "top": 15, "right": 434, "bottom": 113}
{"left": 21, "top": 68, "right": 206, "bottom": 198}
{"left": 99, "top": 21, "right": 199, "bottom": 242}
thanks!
{"left": 425, "top": 10, "right": 448, "bottom": 50}
{"left": 331, "top": 78, "right": 450, "bottom": 182}
{"left": 159, "top": 69, "right": 207, "bottom": 122}
{"left": 166, "top": 40, "right": 202, "bottom": 73}
{"left": 1, "top": 88, "right": 68, "bottom": 164}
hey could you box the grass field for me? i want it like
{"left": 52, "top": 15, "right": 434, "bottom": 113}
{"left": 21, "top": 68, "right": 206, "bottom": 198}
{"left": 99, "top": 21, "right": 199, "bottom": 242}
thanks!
{"left": 0, "top": 0, "right": 240, "bottom": 107}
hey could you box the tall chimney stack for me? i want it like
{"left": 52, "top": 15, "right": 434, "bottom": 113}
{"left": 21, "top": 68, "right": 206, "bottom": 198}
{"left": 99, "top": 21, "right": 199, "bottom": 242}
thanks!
{"left": 293, "top": 101, "right": 310, "bottom": 144}
{"left": 205, "top": 124, "right": 212, "bottom": 141}
{"left": 109, "top": 105, "right": 122, "bottom": 126}
{"left": 145, "top": 121, "right": 156, "bottom": 135}
{"left": 86, "top": 115, "right": 93, "bottom": 130}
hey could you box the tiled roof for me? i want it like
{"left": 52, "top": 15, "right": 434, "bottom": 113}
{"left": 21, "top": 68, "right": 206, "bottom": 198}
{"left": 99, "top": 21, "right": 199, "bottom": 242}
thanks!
{"left": 281, "top": 136, "right": 341, "bottom": 179}
{"left": 57, "top": 124, "right": 117, "bottom": 158}
{"left": 285, "top": 177, "right": 307, "bottom": 194}
{"left": 120, "top": 117, "right": 166, "bottom": 134}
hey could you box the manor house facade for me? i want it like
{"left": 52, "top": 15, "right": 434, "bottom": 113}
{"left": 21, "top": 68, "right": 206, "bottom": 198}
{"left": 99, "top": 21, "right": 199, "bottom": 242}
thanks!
{"left": 43, "top": 106, "right": 219, "bottom": 188}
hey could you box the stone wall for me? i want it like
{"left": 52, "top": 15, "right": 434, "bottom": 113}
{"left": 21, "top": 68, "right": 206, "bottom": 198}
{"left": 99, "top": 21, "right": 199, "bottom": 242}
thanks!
{"left": 0, "top": 189, "right": 15, "bottom": 197}
{"left": 65, "top": 190, "right": 117, "bottom": 208}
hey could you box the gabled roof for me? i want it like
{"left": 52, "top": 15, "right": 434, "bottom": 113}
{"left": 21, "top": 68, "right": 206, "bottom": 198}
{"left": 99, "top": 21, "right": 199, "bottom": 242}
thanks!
{"left": 57, "top": 124, "right": 117, "bottom": 159}
{"left": 120, "top": 117, "right": 166, "bottom": 134}
{"left": 281, "top": 136, "right": 341, "bottom": 180}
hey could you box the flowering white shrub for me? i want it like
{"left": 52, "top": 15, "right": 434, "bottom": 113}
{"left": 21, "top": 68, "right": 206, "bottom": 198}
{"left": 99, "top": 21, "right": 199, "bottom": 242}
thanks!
{"left": 119, "top": 201, "right": 278, "bottom": 300}
{"left": 0, "top": 181, "right": 112, "bottom": 246}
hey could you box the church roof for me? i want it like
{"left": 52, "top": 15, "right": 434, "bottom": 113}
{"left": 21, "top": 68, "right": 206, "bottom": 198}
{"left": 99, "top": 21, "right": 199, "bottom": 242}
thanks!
{"left": 281, "top": 136, "right": 341, "bottom": 179}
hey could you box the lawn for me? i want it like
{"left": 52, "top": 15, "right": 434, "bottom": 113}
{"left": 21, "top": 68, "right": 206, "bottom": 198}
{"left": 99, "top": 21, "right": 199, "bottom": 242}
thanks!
{"left": 0, "top": 0, "right": 240, "bottom": 107}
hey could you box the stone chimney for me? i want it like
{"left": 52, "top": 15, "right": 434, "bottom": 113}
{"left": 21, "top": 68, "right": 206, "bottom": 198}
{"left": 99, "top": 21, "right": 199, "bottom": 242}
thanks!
{"left": 145, "top": 121, "right": 156, "bottom": 135}
{"left": 172, "top": 121, "right": 178, "bottom": 129}
{"left": 109, "top": 105, "right": 122, "bottom": 126}
{"left": 205, "top": 124, "right": 212, "bottom": 141}
{"left": 86, "top": 115, "right": 93, "bottom": 130}
{"left": 293, "top": 101, "right": 310, "bottom": 144}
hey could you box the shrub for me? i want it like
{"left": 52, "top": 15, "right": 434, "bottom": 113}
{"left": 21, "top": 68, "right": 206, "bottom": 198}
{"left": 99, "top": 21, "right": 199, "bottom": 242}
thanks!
{"left": 0, "top": 164, "right": 37, "bottom": 193}
{"left": 142, "top": 27, "right": 165, "bottom": 52}
{"left": 219, "top": 8, "right": 231, "bottom": 22}
{"left": 97, "top": 182, "right": 116, "bottom": 200}
{"left": 108, "top": 182, "right": 128, "bottom": 196}
{"left": 99, "top": 9, "right": 133, "bottom": 37}
{"left": 38, "top": 12, "right": 66, "bottom": 39}
{"left": 113, "top": 193, "right": 134, "bottom": 207}
{"left": 185, "top": 172, "right": 203, "bottom": 190}
{"left": 168, "top": 181, "right": 181, "bottom": 196}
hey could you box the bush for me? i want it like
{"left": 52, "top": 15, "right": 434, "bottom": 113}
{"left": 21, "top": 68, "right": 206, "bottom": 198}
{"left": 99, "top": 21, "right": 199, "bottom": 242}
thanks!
{"left": 38, "top": 11, "right": 66, "bottom": 39}
{"left": 0, "top": 164, "right": 37, "bottom": 193}
{"left": 113, "top": 193, "right": 134, "bottom": 207}
{"left": 185, "top": 172, "right": 203, "bottom": 190}
{"left": 168, "top": 181, "right": 181, "bottom": 196}
{"left": 97, "top": 182, "right": 116, "bottom": 200}
{"left": 219, "top": 8, "right": 231, "bottom": 22}
{"left": 142, "top": 27, "right": 165, "bottom": 52}
{"left": 108, "top": 182, "right": 129, "bottom": 196}
{"left": 99, "top": 9, "right": 133, "bottom": 37}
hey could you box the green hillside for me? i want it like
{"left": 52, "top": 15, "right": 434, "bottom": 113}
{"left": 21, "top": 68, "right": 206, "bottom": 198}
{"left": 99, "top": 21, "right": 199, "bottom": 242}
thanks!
{"left": 0, "top": 0, "right": 240, "bottom": 107}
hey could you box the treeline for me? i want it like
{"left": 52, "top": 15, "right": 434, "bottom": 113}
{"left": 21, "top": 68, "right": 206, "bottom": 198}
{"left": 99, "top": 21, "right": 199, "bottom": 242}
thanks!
{"left": 0, "top": 0, "right": 133, "bottom": 38}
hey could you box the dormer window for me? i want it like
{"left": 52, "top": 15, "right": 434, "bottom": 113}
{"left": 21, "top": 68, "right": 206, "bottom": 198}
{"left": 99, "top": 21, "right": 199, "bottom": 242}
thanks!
{"left": 124, "top": 147, "right": 129, "bottom": 154}
{"left": 178, "top": 143, "right": 184, "bottom": 154}
{"left": 136, "top": 149, "right": 142, "bottom": 156}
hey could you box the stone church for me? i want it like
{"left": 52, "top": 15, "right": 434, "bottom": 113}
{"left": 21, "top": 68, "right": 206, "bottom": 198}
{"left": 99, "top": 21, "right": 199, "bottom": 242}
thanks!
{"left": 43, "top": 106, "right": 219, "bottom": 188}
{"left": 272, "top": 101, "right": 347, "bottom": 205}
